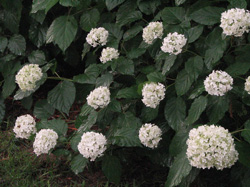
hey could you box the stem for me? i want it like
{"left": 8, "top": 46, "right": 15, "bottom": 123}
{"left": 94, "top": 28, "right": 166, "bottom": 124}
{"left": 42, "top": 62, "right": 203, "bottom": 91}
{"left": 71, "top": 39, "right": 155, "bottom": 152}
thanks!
{"left": 47, "top": 77, "right": 74, "bottom": 82}
{"left": 231, "top": 129, "right": 250, "bottom": 134}
{"left": 236, "top": 76, "right": 245, "bottom": 81}
{"left": 166, "top": 77, "right": 175, "bottom": 81}
{"left": 233, "top": 135, "right": 241, "bottom": 142}
{"left": 184, "top": 49, "right": 203, "bottom": 57}
{"left": 166, "top": 82, "right": 175, "bottom": 89}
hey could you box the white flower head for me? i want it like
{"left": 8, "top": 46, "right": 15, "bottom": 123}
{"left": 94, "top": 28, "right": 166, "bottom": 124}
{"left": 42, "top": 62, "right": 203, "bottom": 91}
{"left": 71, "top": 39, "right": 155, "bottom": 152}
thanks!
{"left": 161, "top": 32, "right": 187, "bottom": 55}
{"left": 13, "top": 114, "right": 36, "bottom": 139}
{"left": 245, "top": 76, "right": 250, "bottom": 94}
{"left": 139, "top": 123, "right": 162, "bottom": 149}
{"left": 186, "top": 125, "right": 238, "bottom": 170}
{"left": 100, "top": 47, "right": 119, "bottom": 63}
{"left": 15, "top": 64, "right": 43, "bottom": 91}
{"left": 86, "top": 27, "right": 109, "bottom": 47}
{"left": 220, "top": 8, "right": 250, "bottom": 37}
{"left": 142, "top": 21, "right": 163, "bottom": 44}
{"left": 204, "top": 70, "right": 233, "bottom": 96}
{"left": 142, "top": 82, "right": 165, "bottom": 108}
{"left": 87, "top": 86, "right": 111, "bottom": 109}
{"left": 78, "top": 131, "right": 107, "bottom": 161}
{"left": 33, "top": 129, "right": 58, "bottom": 156}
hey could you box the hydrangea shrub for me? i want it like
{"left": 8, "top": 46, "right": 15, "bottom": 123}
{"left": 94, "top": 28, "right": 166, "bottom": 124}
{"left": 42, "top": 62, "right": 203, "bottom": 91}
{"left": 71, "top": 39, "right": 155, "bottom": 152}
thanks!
{"left": 1, "top": 0, "right": 250, "bottom": 186}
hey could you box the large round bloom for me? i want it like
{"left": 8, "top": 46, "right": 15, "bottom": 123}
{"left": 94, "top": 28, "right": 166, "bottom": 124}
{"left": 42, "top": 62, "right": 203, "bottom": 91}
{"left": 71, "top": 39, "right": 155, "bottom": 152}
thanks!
{"left": 13, "top": 114, "right": 36, "bottom": 139}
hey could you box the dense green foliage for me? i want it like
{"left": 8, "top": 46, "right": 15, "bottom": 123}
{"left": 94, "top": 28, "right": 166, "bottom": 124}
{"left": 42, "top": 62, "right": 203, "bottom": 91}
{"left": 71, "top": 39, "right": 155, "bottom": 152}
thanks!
{"left": 1, "top": 0, "right": 250, "bottom": 186}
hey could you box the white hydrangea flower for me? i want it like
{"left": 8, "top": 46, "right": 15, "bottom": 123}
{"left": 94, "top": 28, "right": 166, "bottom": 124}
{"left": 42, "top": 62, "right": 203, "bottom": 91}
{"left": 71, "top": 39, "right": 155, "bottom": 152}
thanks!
{"left": 78, "top": 131, "right": 107, "bottom": 161}
{"left": 161, "top": 32, "right": 187, "bottom": 55}
{"left": 33, "top": 129, "right": 58, "bottom": 156}
{"left": 86, "top": 27, "right": 109, "bottom": 47}
{"left": 142, "top": 82, "right": 165, "bottom": 108}
{"left": 87, "top": 86, "right": 111, "bottom": 109}
{"left": 220, "top": 8, "right": 250, "bottom": 37}
{"left": 139, "top": 123, "right": 162, "bottom": 149}
{"left": 142, "top": 21, "right": 163, "bottom": 44}
{"left": 186, "top": 125, "right": 238, "bottom": 170}
{"left": 100, "top": 47, "right": 119, "bottom": 63}
{"left": 204, "top": 70, "right": 233, "bottom": 96}
{"left": 15, "top": 64, "right": 43, "bottom": 91}
{"left": 13, "top": 114, "right": 36, "bottom": 139}
{"left": 245, "top": 76, "right": 250, "bottom": 94}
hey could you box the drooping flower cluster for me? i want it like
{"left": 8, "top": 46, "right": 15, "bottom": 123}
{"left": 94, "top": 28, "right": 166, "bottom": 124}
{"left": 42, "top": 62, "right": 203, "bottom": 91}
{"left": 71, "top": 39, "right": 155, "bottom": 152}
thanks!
{"left": 15, "top": 64, "right": 43, "bottom": 91}
{"left": 186, "top": 125, "right": 238, "bottom": 170}
{"left": 245, "top": 76, "right": 250, "bottom": 94}
{"left": 142, "top": 82, "right": 165, "bottom": 108}
{"left": 142, "top": 21, "right": 163, "bottom": 44}
{"left": 220, "top": 8, "right": 250, "bottom": 37}
{"left": 204, "top": 70, "right": 233, "bottom": 96}
{"left": 86, "top": 27, "right": 109, "bottom": 47}
{"left": 100, "top": 47, "right": 119, "bottom": 63}
{"left": 13, "top": 114, "right": 36, "bottom": 139}
{"left": 87, "top": 86, "right": 111, "bottom": 109}
{"left": 139, "top": 123, "right": 162, "bottom": 149}
{"left": 33, "top": 129, "right": 58, "bottom": 156}
{"left": 161, "top": 32, "right": 187, "bottom": 55}
{"left": 77, "top": 132, "right": 107, "bottom": 161}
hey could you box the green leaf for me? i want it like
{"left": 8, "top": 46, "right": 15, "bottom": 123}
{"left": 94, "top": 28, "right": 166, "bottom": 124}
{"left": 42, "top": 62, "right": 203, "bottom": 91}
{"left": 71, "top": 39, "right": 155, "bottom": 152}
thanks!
{"left": 30, "top": 10, "right": 46, "bottom": 24}
{"left": 71, "top": 154, "right": 88, "bottom": 175}
{"left": 103, "top": 23, "right": 124, "bottom": 48}
{"left": 147, "top": 71, "right": 165, "bottom": 83}
{"left": 164, "top": 97, "right": 186, "bottom": 131}
{"left": 79, "top": 103, "right": 94, "bottom": 117}
{"left": 165, "top": 150, "right": 192, "bottom": 187}
{"left": 31, "top": 0, "right": 59, "bottom": 14}
{"left": 102, "top": 155, "right": 122, "bottom": 184}
{"left": 169, "top": 129, "right": 189, "bottom": 157}
{"left": 8, "top": 34, "right": 26, "bottom": 56}
{"left": 29, "top": 23, "right": 47, "bottom": 48}
{"left": 28, "top": 50, "right": 46, "bottom": 65}
{"left": 141, "top": 106, "right": 159, "bottom": 122}
{"left": 186, "top": 96, "right": 207, "bottom": 125}
{"left": 21, "top": 95, "right": 33, "bottom": 110}
{"left": 175, "top": 0, "right": 186, "bottom": 6}
{"left": 123, "top": 25, "right": 142, "bottom": 41}
{"left": 206, "top": 96, "right": 229, "bottom": 124}
{"left": 225, "top": 62, "right": 250, "bottom": 77}
{"left": 179, "top": 168, "right": 200, "bottom": 187}
{"left": 34, "top": 99, "right": 55, "bottom": 119}
{"left": 70, "top": 133, "right": 83, "bottom": 152}
{"left": 190, "top": 6, "right": 225, "bottom": 25}
{"left": 77, "top": 110, "right": 98, "bottom": 132}
{"left": 161, "top": 7, "right": 185, "bottom": 24}
{"left": 59, "top": 0, "right": 80, "bottom": 7}
{"left": 204, "top": 48, "right": 224, "bottom": 70}
{"left": 106, "top": 0, "right": 125, "bottom": 11}
{"left": 0, "top": 36, "right": 8, "bottom": 52}
{"left": 47, "top": 81, "right": 76, "bottom": 114}
{"left": 138, "top": 0, "right": 161, "bottom": 15}
{"left": 116, "top": 57, "right": 134, "bottom": 75}
{"left": 80, "top": 8, "right": 100, "bottom": 32}
{"left": 116, "top": 86, "right": 140, "bottom": 99}
{"left": 74, "top": 64, "right": 100, "bottom": 84}
{"left": 235, "top": 141, "right": 250, "bottom": 168}
{"left": 162, "top": 55, "right": 177, "bottom": 75}
{"left": 96, "top": 73, "right": 113, "bottom": 87}
{"left": 228, "top": 0, "right": 247, "bottom": 9}
{"left": 187, "top": 25, "right": 203, "bottom": 43}
{"left": 108, "top": 100, "right": 121, "bottom": 113}
{"left": 37, "top": 119, "right": 68, "bottom": 136}
{"left": 188, "top": 81, "right": 205, "bottom": 100}
{"left": 175, "top": 70, "right": 194, "bottom": 96}
{"left": 46, "top": 16, "right": 78, "bottom": 52}
{"left": 127, "top": 48, "right": 146, "bottom": 59}
{"left": 0, "top": 96, "right": 5, "bottom": 124}
{"left": 242, "top": 120, "right": 250, "bottom": 144}
{"left": 116, "top": 10, "right": 142, "bottom": 27}
{"left": 185, "top": 56, "right": 203, "bottom": 80}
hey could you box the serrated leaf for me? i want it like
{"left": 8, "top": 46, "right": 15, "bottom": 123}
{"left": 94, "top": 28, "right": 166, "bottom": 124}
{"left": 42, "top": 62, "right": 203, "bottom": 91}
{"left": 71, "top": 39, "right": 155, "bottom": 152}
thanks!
{"left": 185, "top": 56, "right": 203, "bottom": 80}
{"left": 116, "top": 57, "right": 134, "bottom": 75}
{"left": 0, "top": 96, "right": 5, "bottom": 124}
{"left": 190, "top": 6, "right": 225, "bottom": 25}
{"left": 165, "top": 150, "right": 192, "bottom": 187}
{"left": 186, "top": 96, "right": 207, "bottom": 124}
{"left": 106, "top": 0, "right": 125, "bottom": 11}
{"left": 225, "top": 62, "right": 250, "bottom": 77}
{"left": 175, "top": 70, "right": 194, "bottom": 96}
{"left": 228, "top": 0, "right": 247, "bottom": 9}
{"left": 206, "top": 96, "right": 229, "bottom": 124}
{"left": 242, "top": 120, "right": 250, "bottom": 144}
{"left": 175, "top": 0, "right": 186, "bottom": 6}
{"left": 34, "top": 99, "right": 55, "bottom": 119}
{"left": 147, "top": 71, "right": 165, "bottom": 83}
{"left": 127, "top": 48, "right": 146, "bottom": 59}
{"left": 70, "top": 133, "right": 83, "bottom": 152}
{"left": 21, "top": 95, "right": 33, "bottom": 110}
{"left": 37, "top": 119, "right": 68, "bottom": 136}
{"left": 138, "top": 0, "right": 161, "bottom": 15}
{"left": 8, "top": 34, "right": 26, "bottom": 56}
{"left": 77, "top": 110, "right": 98, "bottom": 132}
{"left": 71, "top": 154, "right": 88, "bottom": 175}
{"left": 29, "top": 23, "right": 47, "bottom": 48}
{"left": 28, "top": 50, "right": 46, "bottom": 65}
{"left": 102, "top": 155, "right": 122, "bottom": 184}
{"left": 161, "top": 7, "right": 185, "bottom": 24}
{"left": 169, "top": 129, "right": 189, "bottom": 157}
{"left": 123, "top": 25, "right": 142, "bottom": 41}
{"left": 235, "top": 141, "right": 250, "bottom": 168}
{"left": 141, "top": 106, "right": 159, "bottom": 122}
{"left": 188, "top": 81, "right": 205, "bottom": 100}
{"left": 187, "top": 25, "right": 203, "bottom": 43}
{"left": 96, "top": 73, "right": 113, "bottom": 87}
{"left": 47, "top": 81, "right": 76, "bottom": 114}
{"left": 0, "top": 36, "right": 8, "bottom": 52}
{"left": 46, "top": 16, "right": 77, "bottom": 52}
{"left": 164, "top": 97, "right": 186, "bottom": 131}
{"left": 116, "top": 86, "right": 140, "bottom": 99}
{"left": 162, "top": 55, "right": 177, "bottom": 75}
{"left": 116, "top": 10, "right": 142, "bottom": 27}
{"left": 80, "top": 8, "right": 100, "bottom": 32}
{"left": 59, "top": 0, "right": 80, "bottom": 7}
{"left": 31, "top": 0, "right": 59, "bottom": 14}
{"left": 107, "top": 100, "right": 121, "bottom": 113}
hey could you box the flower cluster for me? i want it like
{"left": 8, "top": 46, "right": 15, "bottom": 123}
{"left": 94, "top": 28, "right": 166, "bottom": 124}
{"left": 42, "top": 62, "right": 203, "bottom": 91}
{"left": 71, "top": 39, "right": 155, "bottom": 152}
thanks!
{"left": 78, "top": 132, "right": 107, "bottom": 161}
{"left": 220, "top": 8, "right": 250, "bottom": 37}
{"left": 245, "top": 76, "right": 250, "bottom": 94}
{"left": 161, "top": 32, "right": 187, "bottom": 55}
{"left": 87, "top": 86, "right": 111, "bottom": 109}
{"left": 100, "top": 47, "right": 119, "bottom": 63}
{"left": 139, "top": 123, "right": 162, "bottom": 149}
{"left": 33, "top": 129, "right": 58, "bottom": 156}
{"left": 15, "top": 64, "right": 43, "bottom": 91}
{"left": 186, "top": 125, "right": 238, "bottom": 170}
{"left": 13, "top": 114, "right": 36, "bottom": 139}
{"left": 86, "top": 27, "right": 109, "bottom": 47}
{"left": 142, "top": 22, "right": 163, "bottom": 44}
{"left": 204, "top": 70, "right": 233, "bottom": 96}
{"left": 142, "top": 82, "right": 165, "bottom": 108}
